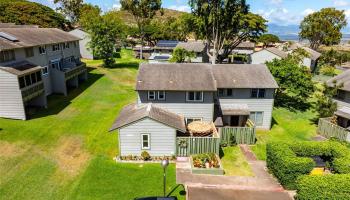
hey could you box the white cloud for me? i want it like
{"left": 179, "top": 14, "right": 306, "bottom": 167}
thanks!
{"left": 302, "top": 9, "right": 315, "bottom": 16}
{"left": 168, "top": 5, "right": 191, "bottom": 12}
{"left": 333, "top": 0, "right": 350, "bottom": 7}
{"left": 257, "top": 8, "right": 303, "bottom": 25}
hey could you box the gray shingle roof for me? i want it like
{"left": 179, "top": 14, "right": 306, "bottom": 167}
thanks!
{"left": 265, "top": 47, "right": 288, "bottom": 58}
{"left": 0, "top": 28, "right": 80, "bottom": 50}
{"left": 0, "top": 61, "right": 42, "bottom": 76}
{"left": 236, "top": 42, "right": 255, "bottom": 49}
{"left": 212, "top": 64, "right": 279, "bottom": 89}
{"left": 302, "top": 47, "right": 321, "bottom": 60}
{"left": 136, "top": 63, "right": 278, "bottom": 90}
{"left": 176, "top": 42, "right": 206, "bottom": 52}
{"left": 136, "top": 63, "right": 217, "bottom": 91}
{"left": 327, "top": 70, "right": 350, "bottom": 92}
{"left": 109, "top": 103, "right": 186, "bottom": 132}
{"left": 335, "top": 107, "right": 350, "bottom": 120}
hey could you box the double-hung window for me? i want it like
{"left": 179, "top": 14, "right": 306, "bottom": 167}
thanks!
{"left": 141, "top": 134, "right": 150, "bottom": 150}
{"left": 0, "top": 50, "right": 15, "bottom": 62}
{"left": 251, "top": 89, "right": 266, "bottom": 98}
{"left": 52, "top": 44, "right": 60, "bottom": 51}
{"left": 25, "top": 47, "right": 34, "bottom": 58}
{"left": 185, "top": 118, "right": 202, "bottom": 124}
{"left": 249, "top": 112, "right": 264, "bottom": 126}
{"left": 39, "top": 46, "right": 46, "bottom": 54}
{"left": 148, "top": 91, "right": 156, "bottom": 100}
{"left": 186, "top": 91, "right": 203, "bottom": 102}
{"left": 158, "top": 91, "right": 165, "bottom": 100}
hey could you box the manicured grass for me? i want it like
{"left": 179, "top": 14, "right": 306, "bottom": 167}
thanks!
{"left": 220, "top": 146, "right": 254, "bottom": 176}
{"left": 251, "top": 108, "right": 318, "bottom": 160}
{"left": 0, "top": 49, "right": 185, "bottom": 200}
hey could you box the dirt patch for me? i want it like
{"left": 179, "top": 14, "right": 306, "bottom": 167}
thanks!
{"left": 0, "top": 141, "right": 27, "bottom": 157}
{"left": 54, "top": 136, "right": 90, "bottom": 176}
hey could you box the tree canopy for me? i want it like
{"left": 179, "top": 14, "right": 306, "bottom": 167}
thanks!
{"left": 84, "top": 11, "right": 125, "bottom": 67}
{"left": 300, "top": 8, "right": 347, "bottom": 50}
{"left": 54, "top": 0, "right": 84, "bottom": 23}
{"left": 170, "top": 47, "right": 196, "bottom": 63}
{"left": 0, "top": 0, "right": 69, "bottom": 29}
{"left": 315, "top": 83, "right": 339, "bottom": 119}
{"left": 189, "top": 0, "right": 266, "bottom": 64}
{"left": 266, "top": 57, "right": 314, "bottom": 111}
{"left": 121, "top": 0, "right": 162, "bottom": 59}
{"left": 258, "top": 34, "right": 280, "bottom": 47}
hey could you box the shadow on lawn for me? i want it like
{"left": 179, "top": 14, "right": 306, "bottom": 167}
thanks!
{"left": 108, "top": 61, "right": 140, "bottom": 69}
{"left": 274, "top": 93, "right": 312, "bottom": 112}
{"left": 26, "top": 68, "right": 104, "bottom": 120}
{"left": 167, "top": 184, "right": 186, "bottom": 197}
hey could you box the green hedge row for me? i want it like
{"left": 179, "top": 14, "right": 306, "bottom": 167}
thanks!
{"left": 266, "top": 142, "right": 314, "bottom": 189}
{"left": 296, "top": 174, "right": 350, "bottom": 200}
{"left": 266, "top": 141, "right": 350, "bottom": 190}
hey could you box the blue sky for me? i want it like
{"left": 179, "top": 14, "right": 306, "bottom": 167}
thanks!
{"left": 34, "top": 0, "right": 350, "bottom": 26}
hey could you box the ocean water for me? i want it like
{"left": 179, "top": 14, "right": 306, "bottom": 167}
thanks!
{"left": 279, "top": 34, "right": 350, "bottom": 44}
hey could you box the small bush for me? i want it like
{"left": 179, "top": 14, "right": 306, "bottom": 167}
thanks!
{"left": 320, "top": 65, "right": 336, "bottom": 76}
{"left": 296, "top": 174, "right": 350, "bottom": 200}
{"left": 141, "top": 151, "right": 151, "bottom": 161}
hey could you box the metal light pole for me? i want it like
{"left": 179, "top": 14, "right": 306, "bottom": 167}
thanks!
{"left": 161, "top": 159, "right": 169, "bottom": 197}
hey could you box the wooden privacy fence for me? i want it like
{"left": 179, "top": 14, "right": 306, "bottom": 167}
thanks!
{"left": 176, "top": 137, "right": 220, "bottom": 157}
{"left": 220, "top": 127, "right": 256, "bottom": 145}
{"left": 318, "top": 118, "right": 349, "bottom": 141}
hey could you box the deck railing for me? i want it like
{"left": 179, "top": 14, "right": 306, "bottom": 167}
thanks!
{"left": 317, "top": 117, "right": 349, "bottom": 141}
{"left": 21, "top": 82, "right": 44, "bottom": 102}
{"left": 64, "top": 63, "right": 87, "bottom": 81}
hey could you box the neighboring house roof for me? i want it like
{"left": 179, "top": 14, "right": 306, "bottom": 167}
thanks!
{"left": 265, "top": 47, "right": 288, "bottom": 58}
{"left": 236, "top": 42, "right": 255, "bottom": 49}
{"left": 212, "top": 64, "right": 279, "bottom": 89}
{"left": 0, "top": 28, "right": 81, "bottom": 50}
{"left": 155, "top": 40, "right": 179, "bottom": 50}
{"left": 335, "top": 106, "right": 350, "bottom": 120}
{"left": 136, "top": 63, "right": 217, "bottom": 91}
{"left": 0, "top": 23, "right": 39, "bottom": 28}
{"left": 0, "top": 61, "right": 42, "bottom": 76}
{"left": 327, "top": 70, "right": 350, "bottom": 92}
{"left": 109, "top": 103, "right": 186, "bottom": 132}
{"left": 136, "top": 63, "right": 278, "bottom": 91}
{"left": 302, "top": 47, "right": 321, "bottom": 60}
{"left": 176, "top": 42, "right": 206, "bottom": 52}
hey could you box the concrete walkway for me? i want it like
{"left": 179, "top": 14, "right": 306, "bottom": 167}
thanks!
{"left": 176, "top": 145, "right": 292, "bottom": 200}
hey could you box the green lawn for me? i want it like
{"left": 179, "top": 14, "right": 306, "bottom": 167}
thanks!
{"left": 220, "top": 146, "right": 254, "bottom": 176}
{"left": 251, "top": 108, "right": 318, "bottom": 160}
{"left": 0, "top": 49, "right": 185, "bottom": 200}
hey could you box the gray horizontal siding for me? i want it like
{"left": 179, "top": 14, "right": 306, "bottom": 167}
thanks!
{"left": 219, "top": 98, "right": 274, "bottom": 129}
{"left": 119, "top": 118, "right": 176, "bottom": 156}
{"left": 0, "top": 70, "right": 26, "bottom": 120}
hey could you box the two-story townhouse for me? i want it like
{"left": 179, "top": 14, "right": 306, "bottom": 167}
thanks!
{"left": 0, "top": 27, "right": 88, "bottom": 120}
{"left": 110, "top": 63, "right": 278, "bottom": 156}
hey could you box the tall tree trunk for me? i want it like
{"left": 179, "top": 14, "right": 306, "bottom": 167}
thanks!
{"left": 140, "top": 35, "right": 143, "bottom": 59}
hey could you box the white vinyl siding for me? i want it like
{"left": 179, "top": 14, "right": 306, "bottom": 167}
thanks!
{"left": 119, "top": 118, "right": 176, "bottom": 156}
{"left": 250, "top": 50, "right": 282, "bottom": 64}
{"left": 0, "top": 70, "right": 26, "bottom": 120}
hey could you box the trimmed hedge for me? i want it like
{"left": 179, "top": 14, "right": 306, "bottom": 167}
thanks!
{"left": 296, "top": 174, "right": 350, "bottom": 200}
{"left": 266, "top": 142, "right": 314, "bottom": 189}
{"left": 266, "top": 141, "right": 350, "bottom": 190}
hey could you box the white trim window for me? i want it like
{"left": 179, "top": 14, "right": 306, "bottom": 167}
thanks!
{"left": 63, "top": 42, "right": 70, "bottom": 49}
{"left": 50, "top": 59, "right": 61, "bottom": 70}
{"left": 251, "top": 89, "right": 266, "bottom": 98}
{"left": 141, "top": 134, "right": 150, "bottom": 150}
{"left": 249, "top": 112, "right": 264, "bottom": 126}
{"left": 158, "top": 91, "right": 166, "bottom": 101}
{"left": 39, "top": 46, "right": 46, "bottom": 55}
{"left": 185, "top": 118, "right": 203, "bottom": 124}
{"left": 42, "top": 66, "right": 49, "bottom": 76}
{"left": 186, "top": 91, "right": 203, "bottom": 102}
{"left": 148, "top": 91, "right": 156, "bottom": 100}
{"left": 52, "top": 44, "right": 60, "bottom": 51}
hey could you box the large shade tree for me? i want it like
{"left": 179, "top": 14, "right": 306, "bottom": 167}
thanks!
{"left": 189, "top": 0, "right": 266, "bottom": 64}
{"left": 300, "top": 8, "right": 347, "bottom": 50}
{"left": 121, "top": 0, "right": 162, "bottom": 59}
{"left": 54, "top": 0, "right": 84, "bottom": 23}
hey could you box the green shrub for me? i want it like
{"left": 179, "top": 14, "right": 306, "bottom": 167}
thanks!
{"left": 320, "top": 65, "right": 336, "bottom": 76}
{"left": 141, "top": 151, "right": 151, "bottom": 161}
{"left": 266, "top": 142, "right": 315, "bottom": 189}
{"left": 296, "top": 174, "right": 350, "bottom": 200}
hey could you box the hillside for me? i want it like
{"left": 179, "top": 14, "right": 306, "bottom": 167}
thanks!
{"left": 116, "top": 8, "right": 185, "bottom": 26}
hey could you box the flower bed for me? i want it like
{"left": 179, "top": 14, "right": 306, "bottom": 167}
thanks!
{"left": 116, "top": 151, "right": 176, "bottom": 163}
{"left": 191, "top": 153, "right": 224, "bottom": 175}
